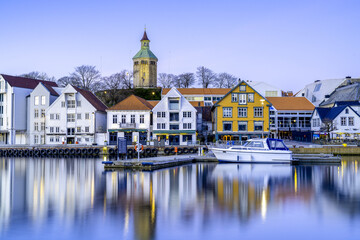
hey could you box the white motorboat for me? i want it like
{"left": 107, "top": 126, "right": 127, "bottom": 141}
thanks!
{"left": 210, "top": 138, "right": 292, "bottom": 163}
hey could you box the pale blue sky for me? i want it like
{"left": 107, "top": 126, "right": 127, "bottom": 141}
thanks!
{"left": 0, "top": 0, "right": 359, "bottom": 91}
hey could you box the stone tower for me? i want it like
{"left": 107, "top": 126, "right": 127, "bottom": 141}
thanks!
{"left": 132, "top": 30, "right": 158, "bottom": 88}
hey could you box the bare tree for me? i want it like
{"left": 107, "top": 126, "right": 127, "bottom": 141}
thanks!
{"left": 158, "top": 73, "right": 175, "bottom": 88}
{"left": 214, "top": 72, "right": 238, "bottom": 88}
{"left": 172, "top": 75, "right": 183, "bottom": 88}
{"left": 20, "top": 71, "right": 56, "bottom": 81}
{"left": 57, "top": 76, "right": 78, "bottom": 87}
{"left": 196, "top": 66, "right": 216, "bottom": 88}
{"left": 70, "top": 65, "right": 101, "bottom": 91}
{"left": 178, "top": 73, "right": 195, "bottom": 88}
{"left": 320, "top": 118, "right": 336, "bottom": 141}
{"left": 122, "top": 70, "right": 133, "bottom": 89}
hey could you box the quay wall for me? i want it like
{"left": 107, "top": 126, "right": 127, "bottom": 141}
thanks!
{"left": 290, "top": 147, "right": 360, "bottom": 156}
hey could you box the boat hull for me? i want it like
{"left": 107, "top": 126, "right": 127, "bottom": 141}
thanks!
{"left": 211, "top": 148, "right": 292, "bottom": 164}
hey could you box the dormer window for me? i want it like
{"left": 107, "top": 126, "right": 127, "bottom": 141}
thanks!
{"left": 345, "top": 108, "right": 349, "bottom": 114}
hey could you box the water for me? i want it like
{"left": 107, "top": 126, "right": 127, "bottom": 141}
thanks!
{"left": 1, "top": 157, "right": 360, "bottom": 240}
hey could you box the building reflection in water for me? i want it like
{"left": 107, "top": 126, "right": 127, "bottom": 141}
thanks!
{"left": 1, "top": 157, "right": 360, "bottom": 239}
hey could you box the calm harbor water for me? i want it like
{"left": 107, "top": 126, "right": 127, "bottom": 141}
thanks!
{"left": 1, "top": 157, "right": 360, "bottom": 240}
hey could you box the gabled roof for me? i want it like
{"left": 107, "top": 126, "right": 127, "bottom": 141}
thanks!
{"left": 161, "top": 88, "right": 231, "bottom": 95}
{"left": 267, "top": 97, "right": 314, "bottom": 111}
{"left": 42, "top": 83, "right": 59, "bottom": 96}
{"left": 108, "top": 95, "right": 154, "bottom": 111}
{"left": 1, "top": 74, "right": 58, "bottom": 89}
{"left": 73, "top": 86, "right": 107, "bottom": 112}
{"left": 315, "top": 106, "right": 347, "bottom": 121}
{"left": 147, "top": 100, "right": 160, "bottom": 107}
{"left": 320, "top": 83, "right": 360, "bottom": 106}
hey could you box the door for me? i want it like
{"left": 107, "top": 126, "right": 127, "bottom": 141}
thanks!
{"left": 67, "top": 137, "right": 75, "bottom": 144}
{"left": 169, "top": 135, "right": 180, "bottom": 145}
{"left": 109, "top": 132, "right": 117, "bottom": 145}
{"left": 139, "top": 132, "right": 147, "bottom": 145}
{"left": 124, "top": 132, "right": 133, "bottom": 145}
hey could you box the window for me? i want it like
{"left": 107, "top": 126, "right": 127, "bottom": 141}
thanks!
{"left": 223, "top": 122, "right": 232, "bottom": 131}
{"left": 67, "top": 128, "right": 75, "bottom": 135}
{"left": 50, "top": 137, "right": 54, "bottom": 143}
{"left": 345, "top": 108, "right": 349, "bottom": 114}
{"left": 50, "top": 127, "right": 54, "bottom": 133}
{"left": 183, "top": 135, "right": 192, "bottom": 143}
{"left": 34, "top": 135, "right": 39, "bottom": 144}
{"left": 0, "top": 118, "right": 3, "bottom": 126}
{"left": 34, "top": 96, "right": 39, "bottom": 105}
{"left": 67, "top": 100, "right": 75, "bottom": 108}
{"left": 170, "top": 124, "right": 179, "bottom": 130}
{"left": 61, "top": 101, "right": 66, "bottom": 107}
{"left": 157, "top": 123, "right": 166, "bottom": 129}
{"left": 113, "top": 114, "right": 118, "bottom": 124}
{"left": 183, "top": 123, "right": 192, "bottom": 129}
{"left": 85, "top": 127, "right": 89, "bottom": 132}
{"left": 77, "top": 113, "right": 81, "bottom": 120}
{"left": 41, "top": 122, "right": 45, "bottom": 131}
{"left": 41, "top": 96, "right": 46, "bottom": 105}
{"left": 314, "top": 83, "right": 322, "bottom": 92}
{"left": 183, "top": 112, "right": 192, "bottom": 118}
{"left": 85, "top": 138, "right": 90, "bottom": 142}
{"left": 248, "top": 93, "right": 254, "bottom": 102}
{"left": 341, "top": 117, "right": 347, "bottom": 126}
{"left": 150, "top": 61, "right": 156, "bottom": 65}
{"left": 77, "top": 101, "right": 81, "bottom": 107}
{"left": 238, "top": 121, "right": 247, "bottom": 131}
{"left": 121, "top": 115, "right": 126, "bottom": 123}
{"left": 231, "top": 93, "right": 238, "bottom": 102}
{"left": 213, "top": 97, "right": 222, "bottom": 101}
{"left": 349, "top": 117, "right": 354, "bottom": 126}
{"left": 239, "top": 94, "right": 247, "bottom": 104}
{"left": 55, "top": 137, "right": 60, "bottom": 142}
{"left": 34, "top": 109, "right": 39, "bottom": 118}
{"left": 140, "top": 115, "right": 144, "bottom": 123}
{"left": 169, "top": 99, "right": 180, "bottom": 110}
{"left": 134, "top": 61, "right": 139, "bottom": 65}
{"left": 50, "top": 114, "right": 54, "bottom": 120}
{"left": 77, "top": 127, "right": 81, "bottom": 132}
{"left": 238, "top": 108, "right": 247, "bottom": 117}
{"left": 311, "top": 95, "right": 316, "bottom": 103}
{"left": 131, "top": 115, "right": 135, "bottom": 123}
{"left": 223, "top": 107, "right": 232, "bottom": 118}
{"left": 0, "top": 94, "right": 3, "bottom": 102}
{"left": 204, "top": 97, "right": 212, "bottom": 101}
{"left": 265, "top": 91, "right": 277, "bottom": 97}
{"left": 0, "top": 106, "right": 3, "bottom": 114}
{"left": 34, "top": 122, "right": 39, "bottom": 131}
{"left": 239, "top": 85, "right": 246, "bottom": 91}
{"left": 254, "top": 107, "right": 263, "bottom": 117}
{"left": 170, "top": 112, "right": 179, "bottom": 121}
{"left": 56, "top": 114, "right": 60, "bottom": 120}
{"left": 254, "top": 121, "right": 263, "bottom": 131}
{"left": 85, "top": 113, "right": 90, "bottom": 119}
{"left": 56, "top": 127, "right": 60, "bottom": 133}
{"left": 67, "top": 114, "right": 75, "bottom": 122}
{"left": 41, "top": 109, "right": 45, "bottom": 118}
{"left": 77, "top": 138, "right": 81, "bottom": 142}
{"left": 157, "top": 112, "right": 166, "bottom": 118}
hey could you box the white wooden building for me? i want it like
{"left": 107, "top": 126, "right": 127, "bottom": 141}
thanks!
{"left": 0, "top": 74, "right": 59, "bottom": 144}
{"left": 107, "top": 95, "right": 153, "bottom": 145}
{"left": 153, "top": 87, "right": 197, "bottom": 145}
{"left": 45, "top": 85, "right": 107, "bottom": 145}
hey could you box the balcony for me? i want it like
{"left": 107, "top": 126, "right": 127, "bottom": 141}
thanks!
{"left": 119, "top": 123, "right": 137, "bottom": 129}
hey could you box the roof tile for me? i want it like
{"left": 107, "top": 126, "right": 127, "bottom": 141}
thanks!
{"left": 267, "top": 97, "right": 315, "bottom": 111}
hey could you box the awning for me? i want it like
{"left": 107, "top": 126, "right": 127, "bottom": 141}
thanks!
{"left": 153, "top": 130, "right": 196, "bottom": 134}
{"left": 108, "top": 129, "right": 147, "bottom": 133}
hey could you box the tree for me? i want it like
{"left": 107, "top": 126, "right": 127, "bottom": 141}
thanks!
{"left": 215, "top": 72, "right": 238, "bottom": 88}
{"left": 196, "top": 66, "right": 216, "bottom": 88}
{"left": 20, "top": 71, "right": 56, "bottom": 81}
{"left": 158, "top": 73, "right": 175, "bottom": 88}
{"left": 70, "top": 65, "right": 101, "bottom": 91}
{"left": 320, "top": 118, "right": 336, "bottom": 141}
{"left": 172, "top": 75, "right": 182, "bottom": 88}
{"left": 57, "top": 76, "right": 78, "bottom": 87}
{"left": 178, "top": 72, "right": 195, "bottom": 88}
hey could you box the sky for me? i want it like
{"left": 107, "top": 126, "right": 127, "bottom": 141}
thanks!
{"left": 0, "top": 0, "right": 360, "bottom": 92}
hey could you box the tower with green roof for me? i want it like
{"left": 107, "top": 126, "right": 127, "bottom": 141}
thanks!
{"left": 133, "top": 30, "right": 158, "bottom": 88}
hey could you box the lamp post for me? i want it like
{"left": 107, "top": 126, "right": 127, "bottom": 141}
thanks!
{"left": 260, "top": 99, "right": 265, "bottom": 139}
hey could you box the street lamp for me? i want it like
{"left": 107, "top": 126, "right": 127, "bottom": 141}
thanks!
{"left": 260, "top": 99, "right": 265, "bottom": 139}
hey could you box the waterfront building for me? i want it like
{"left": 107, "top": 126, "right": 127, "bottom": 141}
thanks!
{"left": 295, "top": 76, "right": 360, "bottom": 107}
{"left": 311, "top": 104, "right": 360, "bottom": 140}
{"left": 0, "top": 74, "right": 58, "bottom": 144}
{"left": 45, "top": 85, "right": 107, "bottom": 145}
{"left": 212, "top": 81, "right": 271, "bottom": 141}
{"left": 266, "top": 97, "right": 314, "bottom": 141}
{"left": 107, "top": 95, "right": 154, "bottom": 145}
{"left": 152, "top": 87, "right": 197, "bottom": 145}
{"left": 320, "top": 82, "right": 360, "bottom": 107}
{"left": 27, "top": 83, "right": 63, "bottom": 145}
{"left": 133, "top": 30, "right": 158, "bottom": 88}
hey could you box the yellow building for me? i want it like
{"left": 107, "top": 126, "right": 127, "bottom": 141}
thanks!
{"left": 213, "top": 81, "right": 271, "bottom": 141}
{"left": 133, "top": 30, "right": 158, "bottom": 88}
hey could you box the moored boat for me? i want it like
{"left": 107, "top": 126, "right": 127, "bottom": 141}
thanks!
{"left": 211, "top": 138, "right": 292, "bottom": 163}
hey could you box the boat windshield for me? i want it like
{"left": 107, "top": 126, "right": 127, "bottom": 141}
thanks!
{"left": 243, "top": 141, "right": 264, "bottom": 149}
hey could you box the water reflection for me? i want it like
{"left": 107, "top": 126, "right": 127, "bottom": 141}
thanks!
{"left": 1, "top": 157, "right": 360, "bottom": 239}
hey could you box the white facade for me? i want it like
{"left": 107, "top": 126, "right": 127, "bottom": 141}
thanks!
{"left": 27, "top": 83, "right": 63, "bottom": 145}
{"left": 311, "top": 106, "right": 360, "bottom": 139}
{"left": 247, "top": 81, "right": 282, "bottom": 97}
{"left": 107, "top": 110, "right": 152, "bottom": 145}
{"left": 45, "top": 85, "right": 107, "bottom": 145}
{"left": 153, "top": 87, "right": 197, "bottom": 145}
